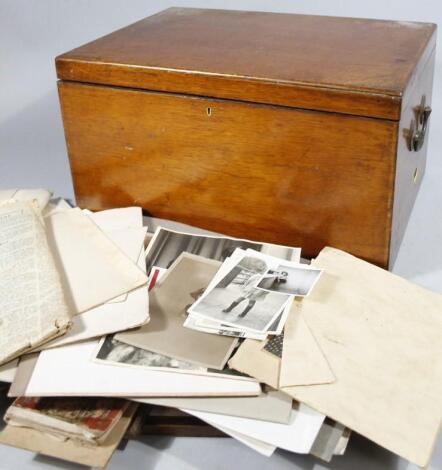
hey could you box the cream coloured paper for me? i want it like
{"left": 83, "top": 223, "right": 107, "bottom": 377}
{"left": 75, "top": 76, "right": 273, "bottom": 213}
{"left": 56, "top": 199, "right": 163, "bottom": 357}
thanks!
{"left": 44, "top": 208, "right": 148, "bottom": 313}
{"left": 135, "top": 389, "right": 292, "bottom": 424}
{"left": 39, "top": 208, "right": 149, "bottom": 348}
{"left": 284, "top": 247, "right": 442, "bottom": 467}
{"left": 228, "top": 338, "right": 280, "bottom": 389}
{"left": 84, "top": 206, "right": 143, "bottom": 230}
{"left": 279, "top": 303, "right": 335, "bottom": 386}
{"left": 0, "top": 189, "right": 52, "bottom": 211}
{"left": 0, "top": 359, "right": 18, "bottom": 383}
{"left": 41, "top": 246, "right": 148, "bottom": 349}
{"left": 0, "top": 201, "right": 71, "bottom": 365}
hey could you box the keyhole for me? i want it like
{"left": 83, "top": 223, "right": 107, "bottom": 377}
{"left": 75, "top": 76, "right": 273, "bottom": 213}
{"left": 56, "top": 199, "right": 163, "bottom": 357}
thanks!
{"left": 206, "top": 107, "right": 212, "bottom": 117}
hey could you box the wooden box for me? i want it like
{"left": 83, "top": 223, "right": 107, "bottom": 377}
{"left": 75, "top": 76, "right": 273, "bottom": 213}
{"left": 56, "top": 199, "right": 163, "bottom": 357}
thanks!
{"left": 56, "top": 8, "right": 436, "bottom": 268}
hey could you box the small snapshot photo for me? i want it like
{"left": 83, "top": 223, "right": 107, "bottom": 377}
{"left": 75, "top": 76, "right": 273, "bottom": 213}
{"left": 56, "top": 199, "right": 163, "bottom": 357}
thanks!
{"left": 189, "top": 255, "right": 290, "bottom": 332}
{"left": 256, "top": 264, "right": 322, "bottom": 297}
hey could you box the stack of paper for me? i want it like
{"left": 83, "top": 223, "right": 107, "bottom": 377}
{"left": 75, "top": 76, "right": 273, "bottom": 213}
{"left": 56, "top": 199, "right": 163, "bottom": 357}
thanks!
{"left": 1, "top": 188, "right": 441, "bottom": 469}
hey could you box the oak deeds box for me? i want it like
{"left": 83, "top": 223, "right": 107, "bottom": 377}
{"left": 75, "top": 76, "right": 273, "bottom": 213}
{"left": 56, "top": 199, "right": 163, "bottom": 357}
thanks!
{"left": 56, "top": 8, "right": 436, "bottom": 268}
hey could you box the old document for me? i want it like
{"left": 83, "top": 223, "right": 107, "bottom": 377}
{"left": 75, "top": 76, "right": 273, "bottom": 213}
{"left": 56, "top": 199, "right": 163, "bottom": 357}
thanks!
{"left": 0, "top": 201, "right": 71, "bottom": 365}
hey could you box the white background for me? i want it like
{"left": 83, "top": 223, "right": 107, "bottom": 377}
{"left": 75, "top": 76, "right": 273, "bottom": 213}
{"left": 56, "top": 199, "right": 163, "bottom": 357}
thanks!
{"left": 1, "top": 1, "right": 441, "bottom": 469}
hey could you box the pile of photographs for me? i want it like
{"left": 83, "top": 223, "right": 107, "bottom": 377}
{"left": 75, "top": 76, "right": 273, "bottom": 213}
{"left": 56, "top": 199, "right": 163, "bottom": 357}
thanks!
{"left": 2, "top": 191, "right": 441, "bottom": 470}
{"left": 186, "top": 248, "right": 322, "bottom": 340}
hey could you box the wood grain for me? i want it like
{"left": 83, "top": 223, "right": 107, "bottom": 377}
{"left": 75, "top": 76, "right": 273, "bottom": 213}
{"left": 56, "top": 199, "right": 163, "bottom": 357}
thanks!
{"left": 56, "top": 8, "right": 436, "bottom": 120}
{"left": 59, "top": 81, "right": 397, "bottom": 267}
{"left": 389, "top": 49, "right": 436, "bottom": 267}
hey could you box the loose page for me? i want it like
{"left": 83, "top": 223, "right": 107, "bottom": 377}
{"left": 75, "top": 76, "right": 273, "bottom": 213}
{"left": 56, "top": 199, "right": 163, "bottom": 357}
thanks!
{"left": 41, "top": 245, "right": 149, "bottom": 349}
{"left": 284, "top": 247, "right": 442, "bottom": 467}
{"left": 9, "top": 339, "right": 260, "bottom": 397}
{"left": 0, "top": 201, "right": 71, "bottom": 365}
{"left": 279, "top": 304, "right": 335, "bottom": 386}
{"left": 135, "top": 389, "right": 292, "bottom": 423}
{"left": 229, "top": 338, "right": 280, "bottom": 389}
{"left": 184, "top": 403, "right": 325, "bottom": 454}
{"left": 0, "top": 189, "right": 52, "bottom": 211}
{"left": 0, "top": 359, "right": 18, "bottom": 383}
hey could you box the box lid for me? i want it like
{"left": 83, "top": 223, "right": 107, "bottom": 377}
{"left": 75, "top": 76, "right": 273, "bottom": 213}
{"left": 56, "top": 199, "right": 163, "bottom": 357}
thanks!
{"left": 56, "top": 8, "right": 436, "bottom": 120}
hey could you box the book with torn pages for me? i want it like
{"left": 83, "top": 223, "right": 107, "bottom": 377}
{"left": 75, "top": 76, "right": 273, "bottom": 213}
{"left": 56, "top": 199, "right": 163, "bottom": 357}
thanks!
{"left": 0, "top": 200, "right": 72, "bottom": 365}
{"left": 0, "top": 402, "right": 138, "bottom": 468}
{"left": 4, "top": 396, "right": 129, "bottom": 445}
{"left": 116, "top": 253, "right": 239, "bottom": 370}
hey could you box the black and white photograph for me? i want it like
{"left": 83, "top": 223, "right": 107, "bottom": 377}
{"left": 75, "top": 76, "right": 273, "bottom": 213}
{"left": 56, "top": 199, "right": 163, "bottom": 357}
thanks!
{"left": 256, "top": 265, "right": 323, "bottom": 297}
{"left": 145, "top": 227, "right": 300, "bottom": 275}
{"left": 95, "top": 335, "right": 205, "bottom": 372}
{"left": 188, "top": 255, "right": 291, "bottom": 332}
{"left": 94, "top": 335, "right": 250, "bottom": 380}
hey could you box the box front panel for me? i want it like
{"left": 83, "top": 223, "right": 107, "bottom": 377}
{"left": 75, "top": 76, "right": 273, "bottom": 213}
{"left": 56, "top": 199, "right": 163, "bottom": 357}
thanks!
{"left": 59, "top": 82, "right": 397, "bottom": 266}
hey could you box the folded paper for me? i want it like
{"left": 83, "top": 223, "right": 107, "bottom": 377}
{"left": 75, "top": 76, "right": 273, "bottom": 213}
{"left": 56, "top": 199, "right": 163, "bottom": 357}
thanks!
{"left": 283, "top": 247, "right": 442, "bottom": 467}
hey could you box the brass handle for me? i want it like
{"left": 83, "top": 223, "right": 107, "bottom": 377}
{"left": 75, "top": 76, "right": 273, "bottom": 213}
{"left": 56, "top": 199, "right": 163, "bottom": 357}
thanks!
{"left": 410, "top": 96, "right": 432, "bottom": 152}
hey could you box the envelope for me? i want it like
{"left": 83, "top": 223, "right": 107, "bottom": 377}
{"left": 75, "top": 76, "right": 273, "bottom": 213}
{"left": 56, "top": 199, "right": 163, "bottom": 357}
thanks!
{"left": 282, "top": 247, "right": 442, "bottom": 467}
{"left": 41, "top": 208, "right": 149, "bottom": 349}
{"left": 279, "top": 304, "right": 335, "bottom": 387}
{"left": 44, "top": 207, "right": 147, "bottom": 314}
{"left": 229, "top": 301, "right": 335, "bottom": 389}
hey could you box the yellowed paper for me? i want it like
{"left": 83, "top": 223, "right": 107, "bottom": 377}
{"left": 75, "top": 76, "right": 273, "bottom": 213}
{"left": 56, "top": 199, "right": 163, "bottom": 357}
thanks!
{"left": 284, "top": 247, "right": 442, "bottom": 467}
{"left": 0, "top": 189, "right": 52, "bottom": 211}
{"left": 0, "top": 201, "right": 71, "bottom": 366}
{"left": 44, "top": 208, "right": 148, "bottom": 313}
{"left": 229, "top": 338, "right": 280, "bottom": 389}
{"left": 0, "top": 359, "right": 18, "bottom": 383}
{"left": 279, "top": 303, "right": 335, "bottom": 386}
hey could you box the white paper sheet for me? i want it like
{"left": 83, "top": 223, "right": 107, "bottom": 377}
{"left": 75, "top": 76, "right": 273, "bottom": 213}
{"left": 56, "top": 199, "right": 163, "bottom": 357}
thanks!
{"left": 44, "top": 208, "right": 147, "bottom": 313}
{"left": 84, "top": 207, "right": 143, "bottom": 231}
{"left": 184, "top": 403, "right": 325, "bottom": 454}
{"left": 14, "top": 340, "right": 261, "bottom": 397}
